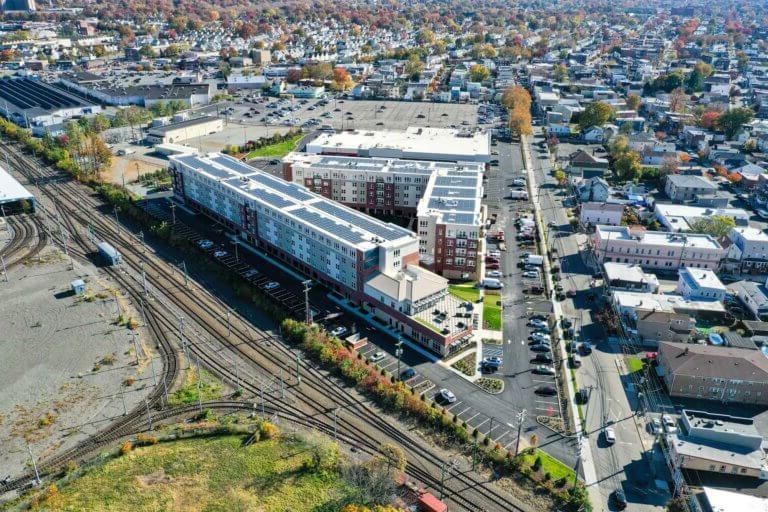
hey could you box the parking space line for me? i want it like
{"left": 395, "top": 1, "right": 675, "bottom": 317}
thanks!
{"left": 456, "top": 406, "right": 472, "bottom": 417}
{"left": 447, "top": 400, "right": 464, "bottom": 411}
{"left": 474, "top": 418, "right": 489, "bottom": 428}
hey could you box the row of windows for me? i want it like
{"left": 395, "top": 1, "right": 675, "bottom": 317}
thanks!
{"left": 606, "top": 245, "right": 717, "bottom": 259}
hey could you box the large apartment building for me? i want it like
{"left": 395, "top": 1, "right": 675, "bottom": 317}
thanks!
{"left": 283, "top": 153, "right": 486, "bottom": 280}
{"left": 169, "top": 152, "right": 472, "bottom": 355}
{"left": 593, "top": 225, "right": 726, "bottom": 271}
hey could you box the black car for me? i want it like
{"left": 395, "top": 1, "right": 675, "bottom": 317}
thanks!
{"left": 611, "top": 489, "right": 627, "bottom": 510}
{"left": 575, "top": 388, "right": 590, "bottom": 404}
{"left": 399, "top": 368, "right": 416, "bottom": 381}
{"left": 530, "top": 343, "right": 551, "bottom": 352}
{"left": 535, "top": 385, "right": 557, "bottom": 396}
{"left": 534, "top": 353, "right": 553, "bottom": 364}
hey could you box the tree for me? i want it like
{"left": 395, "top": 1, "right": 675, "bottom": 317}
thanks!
{"left": 554, "top": 169, "right": 567, "bottom": 185}
{"left": 138, "top": 44, "right": 156, "bottom": 58}
{"left": 660, "top": 157, "right": 679, "bottom": 176}
{"left": 404, "top": 55, "right": 423, "bottom": 81}
{"left": 286, "top": 68, "right": 302, "bottom": 84}
{"left": 501, "top": 86, "right": 532, "bottom": 112}
{"left": 331, "top": 67, "right": 352, "bottom": 91}
{"left": 553, "top": 63, "right": 568, "bottom": 82}
{"left": 579, "top": 101, "right": 613, "bottom": 129}
{"left": 614, "top": 150, "right": 642, "bottom": 180}
{"left": 468, "top": 64, "right": 490, "bottom": 83}
{"left": 416, "top": 29, "right": 435, "bottom": 45}
{"left": 509, "top": 106, "right": 532, "bottom": 138}
{"left": 218, "top": 62, "right": 231, "bottom": 79}
{"left": 378, "top": 443, "right": 406, "bottom": 472}
{"left": 688, "top": 215, "right": 735, "bottom": 238}
{"left": 626, "top": 93, "right": 641, "bottom": 111}
{"left": 668, "top": 87, "right": 687, "bottom": 113}
{"left": 699, "top": 110, "right": 721, "bottom": 130}
{"left": 717, "top": 107, "right": 754, "bottom": 139}
{"left": 686, "top": 61, "right": 713, "bottom": 93}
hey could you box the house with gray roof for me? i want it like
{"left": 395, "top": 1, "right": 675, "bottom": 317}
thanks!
{"left": 664, "top": 174, "right": 717, "bottom": 202}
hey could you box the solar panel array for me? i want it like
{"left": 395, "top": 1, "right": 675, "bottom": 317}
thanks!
{"left": 291, "top": 207, "right": 366, "bottom": 244}
{"left": 426, "top": 198, "right": 478, "bottom": 212}
{"left": 177, "top": 155, "right": 234, "bottom": 180}
{"left": 231, "top": 179, "right": 293, "bottom": 209}
{"left": 433, "top": 175, "right": 478, "bottom": 188}
{"left": 211, "top": 154, "right": 314, "bottom": 201}
{"left": 311, "top": 200, "right": 409, "bottom": 241}
{"left": 430, "top": 186, "right": 477, "bottom": 199}
{"left": 0, "top": 78, "right": 86, "bottom": 111}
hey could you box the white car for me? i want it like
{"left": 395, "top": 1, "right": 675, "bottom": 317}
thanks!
{"left": 261, "top": 281, "right": 280, "bottom": 291}
{"left": 522, "top": 271, "right": 540, "bottom": 279}
{"left": 486, "top": 270, "right": 503, "bottom": 278}
{"left": 213, "top": 250, "right": 228, "bottom": 259}
{"left": 369, "top": 351, "right": 386, "bottom": 363}
{"left": 604, "top": 427, "right": 616, "bottom": 444}
{"left": 531, "top": 333, "right": 551, "bottom": 343}
{"left": 330, "top": 326, "right": 348, "bottom": 337}
{"left": 488, "top": 250, "right": 501, "bottom": 258}
{"left": 662, "top": 414, "right": 678, "bottom": 433}
{"left": 437, "top": 388, "right": 457, "bottom": 403}
{"left": 243, "top": 269, "right": 259, "bottom": 279}
{"left": 197, "top": 239, "right": 214, "bottom": 250}
{"left": 649, "top": 418, "right": 663, "bottom": 435}
{"left": 528, "top": 319, "right": 547, "bottom": 328}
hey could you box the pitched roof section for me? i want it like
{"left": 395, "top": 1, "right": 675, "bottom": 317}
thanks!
{"left": 659, "top": 341, "right": 768, "bottom": 381}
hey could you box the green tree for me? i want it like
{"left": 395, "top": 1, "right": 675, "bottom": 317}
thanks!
{"left": 717, "top": 107, "right": 754, "bottom": 139}
{"left": 553, "top": 169, "right": 567, "bottom": 185}
{"left": 614, "top": 150, "right": 642, "bottom": 180}
{"left": 138, "top": 44, "right": 156, "bottom": 58}
{"left": 626, "top": 93, "right": 641, "bottom": 111}
{"left": 579, "top": 101, "right": 613, "bottom": 129}
{"left": 468, "top": 64, "right": 490, "bottom": 83}
{"left": 553, "top": 63, "right": 568, "bottom": 82}
{"left": 688, "top": 215, "right": 736, "bottom": 238}
{"left": 404, "top": 55, "right": 424, "bottom": 81}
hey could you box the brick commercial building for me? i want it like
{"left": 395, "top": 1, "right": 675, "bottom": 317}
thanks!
{"left": 657, "top": 342, "right": 768, "bottom": 405}
{"left": 283, "top": 153, "right": 486, "bottom": 280}
{"left": 170, "top": 152, "right": 472, "bottom": 355}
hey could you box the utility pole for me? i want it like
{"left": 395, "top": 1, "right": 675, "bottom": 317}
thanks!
{"left": 26, "top": 443, "right": 40, "bottom": 486}
{"left": 302, "top": 280, "right": 312, "bottom": 325}
{"left": 296, "top": 353, "right": 301, "bottom": 384}
{"left": 150, "top": 354, "right": 157, "bottom": 386}
{"left": 196, "top": 357, "right": 203, "bottom": 415}
{"left": 113, "top": 205, "right": 120, "bottom": 234}
{"left": 395, "top": 337, "right": 403, "bottom": 378}
{"left": 145, "top": 398, "right": 153, "bottom": 430}
{"left": 333, "top": 407, "right": 338, "bottom": 440}
{"left": 179, "top": 317, "right": 187, "bottom": 361}
{"left": 279, "top": 368, "right": 285, "bottom": 398}
{"left": 226, "top": 308, "right": 231, "bottom": 337}
{"left": 514, "top": 409, "right": 527, "bottom": 456}
{"left": 231, "top": 240, "right": 239, "bottom": 262}
{"left": 141, "top": 261, "right": 148, "bottom": 297}
{"left": 170, "top": 202, "right": 176, "bottom": 225}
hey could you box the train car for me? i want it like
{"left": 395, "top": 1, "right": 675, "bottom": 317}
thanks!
{"left": 97, "top": 241, "right": 122, "bottom": 266}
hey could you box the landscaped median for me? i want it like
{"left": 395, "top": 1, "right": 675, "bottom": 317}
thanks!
{"left": 483, "top": 294, "right": 502, "bottom": 330}
{"left": 281, "top": 319, "right": 591, "bottom": 512}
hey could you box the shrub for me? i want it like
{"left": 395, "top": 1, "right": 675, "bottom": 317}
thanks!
{"left": 119, "top": 441, "right": 133, "bottom": 455}
{"left": 136, "top": 434, "right": 158, "bottom": 445}
{"left": 533, "top": 456, "right": 542, "bottom": 472}
{"left": 259, "top": 421, "right": 280, "bottom": 439}
{"left": 483, "top": 437, "right": 490, "bottom": 446}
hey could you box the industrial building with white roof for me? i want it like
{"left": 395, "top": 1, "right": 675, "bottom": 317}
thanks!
{"left": 304, "top": 126, "right": 491, "bottom": 164}
{"left": 170, "top": 152, "right": 472, "bottom": 355}
{"left": 0, "top": 164, "right": 34, "bottom": 214}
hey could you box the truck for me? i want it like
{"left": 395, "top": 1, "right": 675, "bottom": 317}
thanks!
{"left": 508, "top": 190, "right": 529, "bottom": 200}
{"left": 524, "top": 254, "right": 544, "bottom": 266}
{"left": 97, "top": 242, "right": 122, "bottom": 266}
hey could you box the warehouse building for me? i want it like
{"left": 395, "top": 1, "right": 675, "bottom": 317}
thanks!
{"left": 145, "top": 116, "right": 224, "bottom": 145}
{"left": 58, "top": 73, "right": 213, "bottom": 108}
{"left": 282, "top": 153, "right": 486, "bottom": 279}
{"left": 170, "top": 152, "right": 472, "bottom": 355}
{"left": 0, "top": 77, "right": 100, "bottom": 134}
{"left": 0, "top": 164, "right": 34, "bottom": 214}
{"left": 304, "top": 127, "right": 491, "bottom": 165}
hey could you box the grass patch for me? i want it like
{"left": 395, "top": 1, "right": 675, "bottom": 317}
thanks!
{"left": 245, "top": 133, "right": 303, "bottom": 159}
{"left": 520, "top": 448, "right": 575, "bottom": 482}
{"left": 168, "top": 368, "right": 222, "bottom": 405}
{"left": 21, "top": 435, "right": 361, "bottom": 511}
{"left": 483, "top": 295, "right": 502, "bottom": 331}
{"left": 451, "top": 352, "right": 476, "bottom": 377}
{"left": 626, "top": 356, "right": 644, "bottom": 374}
{"left": 414, "top": 316, "right": 443, "bottom": 334}
{"left": 449, "top": 283, "right": 480, "bottom": 303}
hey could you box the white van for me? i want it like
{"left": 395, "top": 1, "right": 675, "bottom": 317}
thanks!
{"left": 524, "top": 254, "right": 544, "bottom": 266}
{"left": 480, "top": 278, "right": 503, "bottom": 289}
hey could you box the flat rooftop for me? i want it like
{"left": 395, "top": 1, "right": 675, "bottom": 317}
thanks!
{"left": 679, "top": 267, "right": 726, "bottom": 291}
{"left": 305, "top": 127, "right": 491, "bottom": 163}
{"left": 597, "top": 225, "right": 722, "bottom": 250}
{"left": 613, "top": 290, "right": 726, "bottom": 314}
{"left": 0, "top": 77, "right": 94, "bottom": 118}
{"left": 418, "top": 169, "right": 484, "bottom": 227}
{"left": 732, "top": 227, "right": 768, "bottom": 242}
{"left": 603, "top": 262, "right": 658, "bottom": 284}
{"left": 284, "top": 152, "right": 484, "bottom": 177}
{"left": 171, "top": 153, "right": 416, "bottom": 251}
{"left": 0, "top": 164, "right": 33, "bottom": 205}
{"left": 147, "top": 116, "right": 220, "bottom": 135}
{"left": 655, "top": 203, "right": 749, "bottom": 231}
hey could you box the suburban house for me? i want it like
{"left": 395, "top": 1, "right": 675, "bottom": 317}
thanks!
{"left": 579, "top": 202, "right": 624, "bottom": 226}
{"left": 567, "top": 149, "right": 610, "bottom": 178}
{"left": 664, "top": 175, "right": 717, "bottom": 202}
{"left": 669, "top": 409, "right": 768, "bottom": 480}
{"left": 657, "top": 342, "right": 768, "bottom": 405}
{"left": 635, "top": 309, "right": 694, "bottom": 346}
{"left": 676, "top": 267, "right": 727, "bottom": 302}
{"left": 732, "top": 163, "right": 766, "bottom": 189}
{"left": 576, "top": 176, "right": 610, "bottom": 202}
{"left": 730, "top": 280, "right": 768, "bottom": 321}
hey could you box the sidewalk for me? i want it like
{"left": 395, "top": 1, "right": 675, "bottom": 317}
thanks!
{"left": 521, "top": 135, "right": 601, "bottom": 505}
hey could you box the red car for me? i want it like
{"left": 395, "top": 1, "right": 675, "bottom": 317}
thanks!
{"left": 485, "top": 256, "right": 500, "bottom": 263}
{"left": 486, "top": 262, "right": 501, "bottom": 270}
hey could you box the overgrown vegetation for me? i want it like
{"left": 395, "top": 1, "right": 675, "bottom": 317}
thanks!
{"left": 221, "top": 129, "right": 303, "bottom": 158}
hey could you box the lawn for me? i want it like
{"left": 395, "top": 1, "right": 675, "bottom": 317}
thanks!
{"left": 168, "top": 368, "right": 223, "bottom": 406}
{"left": 245, "top": 133, "right": 304, "bottom": 159}
{"left": 449, "top": 283, "right": 480, "bottom": 303}
{"left": 483, "top": 295, "right": 502, "bottom": 331}
{"left": 520, "top": 449, "right": 575, "bottom": 482}
{"left": 626, "top": 356, "right": 644, "bottom": 374}
{"left": 27, "top": 435, "right": 358, "bottom": 511}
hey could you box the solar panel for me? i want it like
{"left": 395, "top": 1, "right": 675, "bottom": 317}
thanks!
{"left": 292, "top": 207, "right": 365, "bottom": 244}
{"left": 311, "top": 200, "right": 408, "bottom": 241}
{"left": 177, "top": 155, "right": 233, "bottom": 180}
{"left": 210, "top": 154, "right": 314, "bottom": 200}
{"left": 430, "top": 186, "right": 476, "bottom": 198}
{"left": 426, "top": 198, "right": 478, "bottom": 212}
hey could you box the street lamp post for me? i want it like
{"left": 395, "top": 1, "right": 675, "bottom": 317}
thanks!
{"left": 395, "top": 338, "right": 403, "bottom": 378}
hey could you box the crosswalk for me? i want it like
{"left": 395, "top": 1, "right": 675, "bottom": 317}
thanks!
{"left": 483, "top": 344, "right": 504, "bottom": 359}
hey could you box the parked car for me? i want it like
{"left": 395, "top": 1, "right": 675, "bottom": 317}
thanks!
{"left": 330, "top": 326, "right": 348, "bottom": 337}
{"left": 604, "top": 427, "right": 616, "bottom": 444}
{"left": 243, "top": 269, "right": 259, "bottom": 279}
{"left": 575, "top": 388, "right": 590, "bottom": 404}
{"left": 481, "top": 357, "right": 502, "bottom": 369}
{"left": 528, "top": 319, "right": 547, "bottom": 328}
{"left": 369, "top": 351, "right": 386, "bottom": 363}
{"left": 262, "top": 281, "right": 280, "bottom": 291}
{"left": 534, "top": 353, "right": 554, "bottom": 364}
{"left": 486, "top": 270, "right": 503, "bottom": 278}
{"left": 580, "top": 342, "right": 593, "bottom": 355}
{"left": 534, "top": 365, "right": 555, "bottom": 375}
{"left": 437, "top": 388, "right": 457, "bottom": 403}
{"left": 213, "top": 250, "right": 228, "bottom": 259}
{"left": 530, "top": 333, "right": 551, "bottom": 343}
{"left": 662, "top": 414, "right": 678, "bottom": 433}
{"left": 522, "top": 271, "right": 540, "bottom": 279}
{"left": 487, "top": 262, "right": 501, "bottom": 270}
{"left": 611, "top": 489, "right": 627, "bottom": 510}
{"left": 197, "top": 239, "right": 214, "bottom": 250}
{"left": 530, "top": 343, "right": 552, "bottom": 352}
{"left": 535, "top": 385, "right": 557, "bottom": 396}
{"left": 649, "top": 418, "right": 663, "bottom": 435}
{"left": 399, "top": 368, "right": 416, "bottom": 381}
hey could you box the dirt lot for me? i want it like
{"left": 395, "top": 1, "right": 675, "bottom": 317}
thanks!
{"left": 0, "top": 244, "right": 154, "bottom": 479}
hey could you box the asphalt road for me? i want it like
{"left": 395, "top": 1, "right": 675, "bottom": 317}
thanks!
{"left": 527, "top": 130, "right": 668, "bottom": 511}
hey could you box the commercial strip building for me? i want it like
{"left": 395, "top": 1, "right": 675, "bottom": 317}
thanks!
{"left": 283, "top": 153, "right": 486, "bottom": 279}
{"left": 657, "top": 342, "right": 768, "bottom": 405}
{"left": 593, "top": 225, "right": 726, "bottom": 271}
{"left": 0, "top": 164, "right": 34, "bottom": 214}
{"left": 145, "top": 116, "right": 224, "bottom": 145}
{"left": 669, "top": 409, "right": 768, "bottom": 480}
{"left": 170, "top": 152, "right": 472, "bottom": 355}
{"left": 304, "top": 127, "right": 491, "bottom": 165}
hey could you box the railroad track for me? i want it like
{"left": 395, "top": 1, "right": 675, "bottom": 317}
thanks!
{"left": 0, "top": 214, "right": 47, "bottom": 271}
{"left": 0, "top": 140, "right": 533, "bottom": 512}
